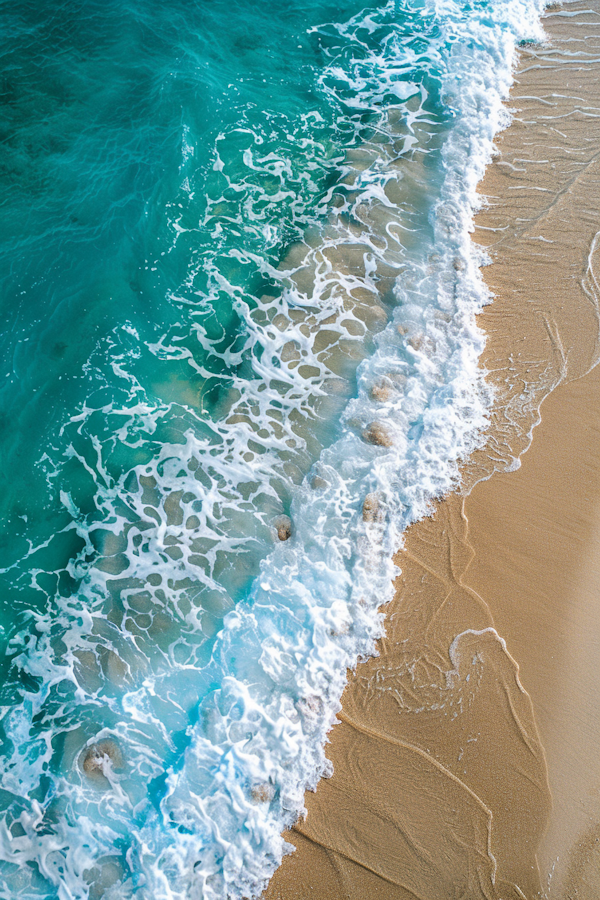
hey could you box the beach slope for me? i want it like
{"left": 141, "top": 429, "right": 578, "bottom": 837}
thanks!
{"left": 264, "top": 4, "right": 600, "bottom": 898}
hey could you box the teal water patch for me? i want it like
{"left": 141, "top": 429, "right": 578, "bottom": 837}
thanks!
{"left": 0, "top": 0, "right": 366, "bottom": 592}
{"left": 0, "top": 0, "right": 545, "bottom": 897}
{"left": 0, "top": 0, "right": 440, "bottom": 614}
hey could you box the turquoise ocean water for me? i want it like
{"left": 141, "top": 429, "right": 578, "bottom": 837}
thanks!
{"left": 1, "top": 1, "right": 544, "bottom": 897}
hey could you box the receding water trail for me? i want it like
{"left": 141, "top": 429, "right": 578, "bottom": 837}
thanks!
{"left": 0, "top": 0, "right": 545, "bottom": 897}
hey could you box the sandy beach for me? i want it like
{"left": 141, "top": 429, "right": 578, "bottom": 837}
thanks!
{"left": 264, "top": 3, "right": 600, "bottom": 898}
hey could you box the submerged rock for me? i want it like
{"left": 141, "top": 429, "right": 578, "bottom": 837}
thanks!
{"left": 250, "top": 782, "right": 275, "bottom": 804}
{"left": 274, "top": 515, "right": 292, "bottom": 541}
{"left": 362, "top": 421, "right": 394, "bottom": 448}
{"left": 408, "top": 332, "right": 436, "bottom": 356}
{"left": 370, "top": 379, "right": 393, "bottom": 402}
{"left": 80, "top": 739, "right": 123, "bottom": 784}
{"left": 362, "top": 492, "right": 385, "bottom": 524}
{"left": 86, "top": 858, "right": 124, "bottom": 900}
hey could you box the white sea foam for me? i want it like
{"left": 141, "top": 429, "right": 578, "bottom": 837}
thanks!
{"left": 0, "top": 0, "right": 547, "bottom": 898}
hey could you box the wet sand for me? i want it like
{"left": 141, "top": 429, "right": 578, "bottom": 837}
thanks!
{"left": 264, "top": 3, "right": 600, "bottom": 899}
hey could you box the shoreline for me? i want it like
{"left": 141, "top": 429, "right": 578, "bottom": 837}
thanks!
{"left": 264, "top": 3, "right": 600, "bottom": 898}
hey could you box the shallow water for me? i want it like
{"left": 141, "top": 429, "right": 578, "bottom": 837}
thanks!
{"left": 0, "top": 0, "right": 545, "bottom": 897}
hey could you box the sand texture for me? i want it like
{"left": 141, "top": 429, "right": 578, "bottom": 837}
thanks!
{"left": 263, "top": 3, "right": 600, "bottom": 898}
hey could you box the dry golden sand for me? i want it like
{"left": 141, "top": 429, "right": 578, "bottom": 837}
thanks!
{"left": 263, "top": 3, "right": 600, "bottom": 898}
